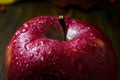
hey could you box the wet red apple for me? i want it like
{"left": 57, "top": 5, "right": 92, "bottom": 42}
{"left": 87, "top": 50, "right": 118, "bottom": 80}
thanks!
{"left": 6, "top": 16, "right": 118, "bottom": 80}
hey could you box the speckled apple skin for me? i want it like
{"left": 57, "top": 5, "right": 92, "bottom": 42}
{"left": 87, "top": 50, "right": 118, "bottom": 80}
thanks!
{"left": 6, "top": 16, "right": 118, "bottom": 80}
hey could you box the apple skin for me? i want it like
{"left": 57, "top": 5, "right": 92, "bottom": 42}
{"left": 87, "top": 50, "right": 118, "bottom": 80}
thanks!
{"left": 6, "top": 16, "right": 118, "bottom": 80}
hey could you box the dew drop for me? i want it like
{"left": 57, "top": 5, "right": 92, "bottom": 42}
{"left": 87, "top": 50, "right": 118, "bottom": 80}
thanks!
{"left": 40, "top": 56, "right": 44, "bottom": 61}
{"left": 20, "top": 51, "right": 23, "bottom": 55}
{"left": 15, "top": 31, "right": 20, "bottom": 35}
{"left": 24, "top": 23, "right": 28, "bottom": 28}
{"left": 13, "top": 40, "right": 16, "bottom": 43}
{"left": 24, "top": 61, "right": 26, "bottom": 64}
{"left": 15, "top": 57, "right": 18, "bottom": 60}
{"left": 33, "top": 23, "right": 36, "bottom": 25}
{"left": 90, "top": 43, "right": 94, "bottom": 46}
{"left": 21, "top": 28, "right": 27, "bottom": 33}
{"left": 48, "top": 50, "right": 51, "bottom": 55}
{"left": 90, "top": 33, "right": 93, "bottom": 36}
{"left": 32, "top": 47, "right": 37, "bottom": 51}
{"left": 40, "top": 41, "right": 44, "bottom": 46}
{"left": 26, "top": 64, "right": 29, "bottom": 68}
{"left": 29, "top": 53, "right": 34, "bottom": 59}
{"left": 39, "top": 21, "right": 43, "bottom": 24}
{"left": 73, "top": 48, "right": 77, "bottom": 52}
{"left": 87, "top": 27, "right": 90, "bottom": 30}
{"left": 16, "top": 62, "right": 19, "bottom": 65}
{"left": 51, "top": 17, "right": 54, "bottom": 20}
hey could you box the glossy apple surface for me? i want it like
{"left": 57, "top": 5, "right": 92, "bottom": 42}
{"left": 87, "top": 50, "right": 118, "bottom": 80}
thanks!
{"left": 6, "top": 16, "right": 118, "bottom": 80}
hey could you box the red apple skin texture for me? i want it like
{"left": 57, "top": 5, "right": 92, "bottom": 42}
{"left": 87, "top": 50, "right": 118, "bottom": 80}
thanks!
{"left": 6, "top": 16, "right": 118, "bottom": 80}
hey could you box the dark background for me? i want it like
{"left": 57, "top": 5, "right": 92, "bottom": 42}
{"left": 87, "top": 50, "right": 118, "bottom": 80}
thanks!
{"left": 0, "top": 0, "right": 120, "bottom": 80}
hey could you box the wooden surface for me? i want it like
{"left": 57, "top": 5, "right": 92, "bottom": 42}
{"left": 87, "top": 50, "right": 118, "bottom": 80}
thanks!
{"left": 0, "top": 2, "right": 120, "bottom": 80}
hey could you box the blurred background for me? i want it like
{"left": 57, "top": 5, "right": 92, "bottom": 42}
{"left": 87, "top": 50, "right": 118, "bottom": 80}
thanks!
{"left": 0, "top": 0, "right": 120, "bottom": 80}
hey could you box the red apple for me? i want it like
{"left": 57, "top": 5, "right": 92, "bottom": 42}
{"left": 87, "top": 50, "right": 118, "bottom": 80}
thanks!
{"left": 6, "top": 16, "right": 118, "bottom": 80}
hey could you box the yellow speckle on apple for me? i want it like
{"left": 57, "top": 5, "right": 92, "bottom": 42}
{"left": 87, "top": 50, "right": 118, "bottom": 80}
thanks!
{"left": 95, "top": 38, "right": 105, "bottom": 49}
{"left": 6, "top": 45, "right": 12, "bottom": 68}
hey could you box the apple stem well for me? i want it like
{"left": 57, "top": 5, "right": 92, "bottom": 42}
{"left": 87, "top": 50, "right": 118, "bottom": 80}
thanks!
{"left": 58, "top": 15, "right": 67, "bottom": 40}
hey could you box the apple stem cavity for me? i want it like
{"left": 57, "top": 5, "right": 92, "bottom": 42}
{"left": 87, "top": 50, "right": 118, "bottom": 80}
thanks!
{"left": 58, "top": 15, "right": 67, "bottom": 40}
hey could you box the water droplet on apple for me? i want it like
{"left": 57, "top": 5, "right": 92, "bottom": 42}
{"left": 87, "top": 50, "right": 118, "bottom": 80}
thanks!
{"left": 26, "top": 64, "right": 29, "bottom": 68}
{"left": 15, "top": 57, "right": 18, "bottom": 60}
{"left": 32, "top": 47, "right": 37, "bottom": 51}
{"left": 21, "top": 28, "right": 28, "bottom": 33}
{"left": 24, "top": 61, "right": 26, "bottom": 64}
{"left": 90, "top": 33, "right": 93, "bottom": 36}
{"left": 15, "top": 31, "right": 20, "bottom": 35}
{"left": 33, "top": 23, "right": 36, "bottom": 25}
{"left": 48, "top": 51, "right": 51, "bottom": 55}
{"left": 51, "top": 17, "right": 54, "bottom": 20}
{"left": 67, "top": 28, "right": 77, "bottom": 40}
{"left": 90, "top": 43, "right": 94, "bottom": 46}
{"left": 39, "top": 21, "right": 44, "bottom": 24}
{"left": 40, "top": 41, "right": 44, "bottom": 46}
{"left": 20, "top": 51, "right": 23, "bottom": 55}
{"left": 73, "top": 48, "right": 77, "bottom": 52}
{"left": 16, "top": 62, "right": 19, "bottom": 65}
{"left": 29, "top": 53, "right": 34, "bottom": 59}
{"left": 72, "top": 20, "right": 76, "bottom": 23}
{"left": 13, "top": 40, "right": 16, "bottom": 43}
{"left": 23, "top": 23, "right": 28, "bottom": 28}
{"left": 87, "top": 27, "right": 90, "bottom": 30}
{"left": 40, "top": 56, "right": 44, "bottom": 61}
